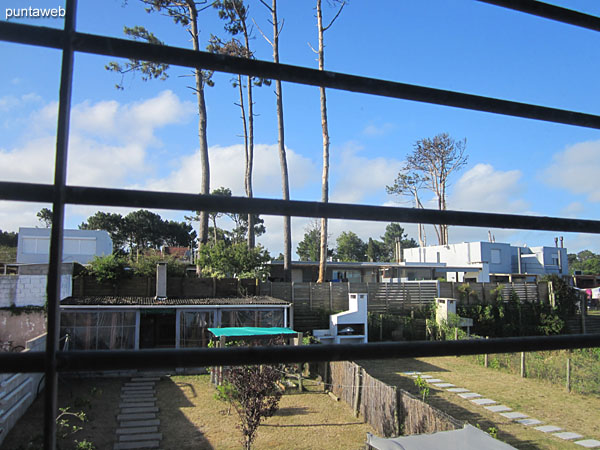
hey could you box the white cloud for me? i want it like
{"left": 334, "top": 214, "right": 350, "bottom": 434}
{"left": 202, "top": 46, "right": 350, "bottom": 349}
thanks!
{"left": 562, "top": 201, "right": 585, "bottom": 217}
{"left": 362, "top": 122, "right": 395, "bottom": 137}
{"left": 542, "top": 140, "right": 600, "bottom": 202}
{"left": 0, "top": 92, "right": 42, "bottom": 112}
{"left": 331, "top": 143, "right": 403, "bottom": 204}
{"left": 0, "top": 91, "right": 195, "bottom": 231}
{"left": 449, "top": 163, "right": 528, "bottom": 213}
{"left": 145, "top": 143, "right": 318, "bottom": 197}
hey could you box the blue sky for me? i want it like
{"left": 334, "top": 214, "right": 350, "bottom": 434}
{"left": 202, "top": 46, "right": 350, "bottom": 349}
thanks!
{"left": 1, "top": 0, "right": 600, "bottom": 257}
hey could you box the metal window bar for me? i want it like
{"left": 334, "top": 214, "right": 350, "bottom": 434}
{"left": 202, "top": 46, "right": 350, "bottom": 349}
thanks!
{"left": 1, "top": 1, "right": 600, "bottom": 448}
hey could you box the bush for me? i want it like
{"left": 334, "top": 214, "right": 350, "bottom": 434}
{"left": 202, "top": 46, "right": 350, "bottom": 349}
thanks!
{"left": 131, "top": 254, "right": 188, "bottom": 277}
{"left": 85, "top": 255, "right": 129, "bottom": 283}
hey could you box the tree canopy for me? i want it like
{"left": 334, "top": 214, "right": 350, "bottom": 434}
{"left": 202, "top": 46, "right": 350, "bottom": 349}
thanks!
{"left": 335, "top": 231, "right": 367, "bottom": 262}
{"left": 569, "top": 250, "right": 600, "bottom": 275}
{"left": 37, "top": 208, "right": 53, "bottom": 228}
{"left": 79, "top": 209, "right": 196, "bottom": 254}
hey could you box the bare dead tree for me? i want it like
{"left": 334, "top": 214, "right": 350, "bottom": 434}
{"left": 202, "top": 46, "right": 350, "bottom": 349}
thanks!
{"left": 403, "top": 133, "right": 468, "bottom": 245}
{"left": 314, "top": 0, "right": 346, "bottom": 282}
{"left": 257, "top": 0, "right": 292, "bottom": 281}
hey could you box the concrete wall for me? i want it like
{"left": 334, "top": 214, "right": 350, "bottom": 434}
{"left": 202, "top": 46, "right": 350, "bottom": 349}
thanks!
{"left": 0, "top": 310, "right": 47, "bottom": 347}
{"left": 0, "top": 274, "right": 72, "bottom": 307}
{"left": 17, "top": 227, "right": 112, "bottom": 264}
{"left": 0, "top": 334, "right": 46, "bottom": 447}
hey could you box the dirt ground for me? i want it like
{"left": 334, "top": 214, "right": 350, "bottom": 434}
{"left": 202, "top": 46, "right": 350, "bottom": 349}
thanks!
{"left": 359, "top": 356, "right": 600, "bottom": 450}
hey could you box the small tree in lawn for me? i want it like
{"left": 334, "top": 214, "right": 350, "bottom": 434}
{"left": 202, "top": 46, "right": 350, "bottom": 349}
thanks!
{"left": 225, "top": 365, "right": 282, "bottom": 450}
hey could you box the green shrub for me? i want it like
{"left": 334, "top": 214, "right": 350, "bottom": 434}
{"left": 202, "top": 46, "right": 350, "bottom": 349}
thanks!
{"left": 131, "top": 253, "right": 188, "bottom": 277}
{"left": 85, "top": 254, "right": 129, "bottom": 283}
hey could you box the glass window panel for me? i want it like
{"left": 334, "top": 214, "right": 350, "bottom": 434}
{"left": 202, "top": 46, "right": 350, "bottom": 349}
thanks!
{"left": 181, "top": 311, "right": 213, "bottom": 348}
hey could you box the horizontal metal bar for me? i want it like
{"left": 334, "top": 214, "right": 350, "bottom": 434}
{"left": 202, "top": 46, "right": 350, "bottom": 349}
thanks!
{"left": 2, "top": 22, "right": 600, "bottom": 130}
{"left": 1, "top": 182, "right": 599, "bottom": 234}
{"left": 1, "top": 334, "right": 599, "bottom": 373}
{"left": 477, "top": 0, "right": 600, "bottom": 32}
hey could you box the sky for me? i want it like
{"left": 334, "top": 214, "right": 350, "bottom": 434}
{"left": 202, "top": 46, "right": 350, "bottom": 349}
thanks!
{"left": 1, "top": 0, "right": 600, "bottom": 258}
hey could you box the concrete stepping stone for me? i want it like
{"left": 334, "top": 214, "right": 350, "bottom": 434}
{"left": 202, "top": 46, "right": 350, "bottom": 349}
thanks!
{"left": 117, "top": 413, "right": 157, "bottom": 421}
{"left": 121, "top": 406, "right": 159, "bottom": 414}
{"left": 413, "top": 374, "right": 433, "bottom": 379}
{"left": 554, "top": 432, "right": 584, "bottom": 441}
{"left": 575, "top": 439, "right": 600, "bottom": 448}
{"left": 485, "top": 405, "right": 512, "bottom": 413}
{"left": 432, "top": 383, "right": 455, "bottom": 388}
{"left": 119, "top": 432, "right": 162, "bottom": 442}
{"left": 425, "top": 378, "right": 443, "bottom": 383}
{"left": 458, "top": 392, "right": 481, "bottom": 399}
{"left": 517, "top": 418, "right": 542, "bottom": 426}
{"left": 534, "top": 425, "right": 562, "bottom": 433}
{"left": 447, "top": 388, "right": 469, "bottom": 393}
{"left": 402, "top": 371, "right": 421, "bottom": 375}
{"left": 122, "top": 386, "right": 155, "bottom": 391}
{"left": 117, "top": 426, "right": 159, "bottom": 435}
{"left": 120, "top": 419, "right": 160, "bottom": 428}
{"left": 131, "top": 377, "right": 160, "bottom": 382}
{"left": 471, "top": 398, "right": 496, "bottom": 406}
{"left": 119, "top": 402, "right": 155, "bottom": 408}
{"left": 501, "top": 412, "right": 528, "bottom": 420}
{"left": 124, "top": 382, "right": 155, "bottom": 387}
{"left": 114, "top": 441, "right": 159, "bottom": 449}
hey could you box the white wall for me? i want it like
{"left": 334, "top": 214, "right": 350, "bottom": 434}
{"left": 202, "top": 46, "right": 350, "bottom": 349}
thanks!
{"left": 0, "top": 275, "right": 72, "bottom": 307}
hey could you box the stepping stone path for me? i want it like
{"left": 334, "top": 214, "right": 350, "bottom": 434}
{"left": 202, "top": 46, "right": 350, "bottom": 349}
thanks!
{"left": 402, "top": 372, "right": 599, "bottom": 446}
{"left": 114, "top": 376, "right": 162, "bottom": 450}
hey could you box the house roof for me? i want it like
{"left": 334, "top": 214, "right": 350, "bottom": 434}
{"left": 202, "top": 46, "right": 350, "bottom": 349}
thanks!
{"left": 60, "top": 295, "right": 290, "bottom": 306}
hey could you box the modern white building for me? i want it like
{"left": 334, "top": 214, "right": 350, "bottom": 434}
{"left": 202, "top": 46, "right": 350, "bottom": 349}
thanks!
{"left": 402, "top": 241, "right": 568, "bottom": 283}
{"left": 17, "top": 227, "right": 112, "bottom": 264}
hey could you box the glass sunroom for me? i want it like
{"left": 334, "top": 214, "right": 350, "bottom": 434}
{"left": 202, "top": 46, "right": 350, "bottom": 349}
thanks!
{"left": 59, "top": 296, "right": 291, "bottom": 350}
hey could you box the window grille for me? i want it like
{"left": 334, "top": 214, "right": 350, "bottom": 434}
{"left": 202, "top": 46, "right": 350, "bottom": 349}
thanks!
{"left": 1, "top": 1, "right": 600, "bottom": 448}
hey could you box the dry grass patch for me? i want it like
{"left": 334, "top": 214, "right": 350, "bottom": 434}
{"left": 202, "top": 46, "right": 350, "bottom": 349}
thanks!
{"left": 158, "top": 374, "right": 374, "bottom": 449}
{"left": 360, "top": 357, "right": 600, "bottom": 450}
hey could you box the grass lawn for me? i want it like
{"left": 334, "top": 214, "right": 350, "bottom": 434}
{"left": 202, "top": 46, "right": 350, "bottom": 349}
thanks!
{"left": 360, "top": 356, "right": 600, "bottom": 450}
{"left": 158, "top": 374, "right": 375, "bottom": 449}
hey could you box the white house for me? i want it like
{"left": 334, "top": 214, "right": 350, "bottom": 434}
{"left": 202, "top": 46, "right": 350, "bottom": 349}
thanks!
{"left": 402, "top": 241, "right": 568, "bottom": 283}
{"left": 17, "top": 227, "right": 112, "bottom": 264}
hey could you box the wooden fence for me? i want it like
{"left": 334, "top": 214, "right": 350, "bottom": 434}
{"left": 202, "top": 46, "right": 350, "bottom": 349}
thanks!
{"left": 328, "top": 361, "right": 462, "bottom": 437}
{"left": 261, "top": 280, "right": 545, "bottom": 331}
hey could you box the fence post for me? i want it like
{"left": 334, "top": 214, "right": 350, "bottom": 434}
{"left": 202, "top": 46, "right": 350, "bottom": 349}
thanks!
{"left": 379, "top": 314, "right": 383, "bottom": 341}
{"left": 566, "top": 353, "right": 571, "bottom": 393}
{"left": 291, "top": 281, "right": 295, "bottom": 304}
{"left": 309, "top": 282, "right": 313, "bottom": 311}
{"left": 353, "top": 366, "right": 361, "bottom": 418}
{"left": 270, "top": 280, "right": 273, "bottom": 297}
{"left": 520, "top": 352, "right": 526, "bottom": 378}
{"left": 329, "top": 282, "right": 333, "bottom": 310}
{"left": 581, "top": 291, "right": 587, "bottom": 334}
{"left": 484, "top": 336, "right": 489, "bottom": 368}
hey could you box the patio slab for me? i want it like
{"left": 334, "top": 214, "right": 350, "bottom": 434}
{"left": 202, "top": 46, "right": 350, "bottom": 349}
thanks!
{"left": 113, "top": 441, "right": 159, "bottom": 449}
{"left": 120, "top": 406, "right": 159, "bottom": 414}
{"left": 447, "top": 388, "right": 469, "bottom": 393}
{"left": 485, "top": 405, "right": 512, "bottom": 413}
{"left": 116, "top": 426, "right": 159, "bottom": 435}
{"left": 119, "top": 402, "right": 155, "bottom": 408}
{"left": 516, "top": 418, "right": 542, "bottom": 426}
{"left": 458, "top": 392, "right": 481, "bottom": 399}
{"left": 471, "top": 398, "right": 496, "bottom": 406}
{"left": 119, "top": 419, "right": 160, "bottom": 428}
{"left": 432, "top": 383, "right": 455, "bottom": 388}
{"left": 554, "top": 432, "right": 584, "bottom": 441}
{"left": 117, "top": 413, "right": 157, "bottom": 421}
{"left": 534, "top": 425, "right": 562, "bottom": 433}
{"left": 574, "top": 440, "right": 600, "bottom": 448}
{"left": 501, "top": 412, "right": 528, "bottom": 420}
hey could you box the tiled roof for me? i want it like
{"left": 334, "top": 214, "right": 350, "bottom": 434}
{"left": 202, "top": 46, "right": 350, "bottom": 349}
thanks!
{"left": 60, "top": 296, "right": 290, "bottom": 306}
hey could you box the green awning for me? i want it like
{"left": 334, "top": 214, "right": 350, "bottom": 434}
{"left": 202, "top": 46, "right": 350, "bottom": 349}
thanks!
{"left": 208, "top": 327, "right": 298, "bottom": 338}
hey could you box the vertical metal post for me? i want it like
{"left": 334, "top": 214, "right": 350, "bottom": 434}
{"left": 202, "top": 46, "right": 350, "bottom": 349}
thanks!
{"left": 566, "top": 354, "right": 571, "bottom": 393}
{"left": 45, "top": 1, "right": 77, "bottom": 449}
{"left": 520, "top": 352, "right": 526, "bottom": 378}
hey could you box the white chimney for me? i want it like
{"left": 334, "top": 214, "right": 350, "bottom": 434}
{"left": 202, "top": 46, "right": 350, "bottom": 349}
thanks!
{"left": 156, "top": 262, "right": 167, "bottom": 299}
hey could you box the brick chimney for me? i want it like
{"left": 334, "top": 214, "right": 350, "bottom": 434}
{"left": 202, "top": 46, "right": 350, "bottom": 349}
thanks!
{"left": 156, "top": 262, "right": 167, "bottom": 299}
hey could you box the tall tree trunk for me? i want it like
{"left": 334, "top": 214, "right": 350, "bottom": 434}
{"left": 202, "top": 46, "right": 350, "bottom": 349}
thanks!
{"left": 187, "top": 1, "right": 210, "bottom": 251}
{"left": 317, "top": 0, "right": 329, "bottom": 283}
{"left": 241, "top": 16, "right": 256, "bottom": 249}
{"left": 271, "top": 0, "right": 292, "bottom": 281}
